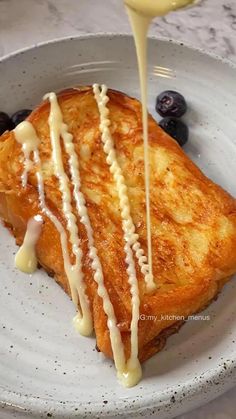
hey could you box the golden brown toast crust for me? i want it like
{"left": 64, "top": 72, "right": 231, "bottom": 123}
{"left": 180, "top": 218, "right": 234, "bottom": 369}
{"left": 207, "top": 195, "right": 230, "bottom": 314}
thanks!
{"left": 0, "top": 86, "right": 236, "bottom": 362}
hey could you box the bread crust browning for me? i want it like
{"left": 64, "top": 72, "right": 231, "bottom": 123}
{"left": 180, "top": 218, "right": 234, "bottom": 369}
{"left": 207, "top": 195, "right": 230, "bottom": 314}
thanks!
{"left": 0, "top": 86, "right": 236, "bottom": 362}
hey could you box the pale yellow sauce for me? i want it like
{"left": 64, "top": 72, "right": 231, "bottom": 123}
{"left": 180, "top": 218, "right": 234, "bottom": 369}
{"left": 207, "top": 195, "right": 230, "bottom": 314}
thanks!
{"left": 125, "top": 9, "right": 155, "bottom": 292}
{"left": 44, "top": 92, "right": 93, "bottom": 336}
{"left": 125, "top": 0, "right": 196, "bottom": 17}
{"left": 14, "top": 121, "right": 40, "bottom": 187}
{"left": 14, "top": 120, "right": 92, "bottom": 335}
{"left": 15, "top": 215, "right": 43, "bottom": 273}
{"left": 125, "top": 0, "right": 196, "bottom": 293}
{"left": 93, "top": 83, "right": 142, "bottom": 387}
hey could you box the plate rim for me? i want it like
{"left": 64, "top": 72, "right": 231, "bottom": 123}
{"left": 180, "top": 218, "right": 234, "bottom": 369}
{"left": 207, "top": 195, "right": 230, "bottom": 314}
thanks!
{"left": 1, "top": 33, "right": 236, "bottom": 418}
{"left": 1, "top": 355, "right": 236, "bottom": 417}
{"left": 1, "top": 31, "right": 236, "bottom": 70}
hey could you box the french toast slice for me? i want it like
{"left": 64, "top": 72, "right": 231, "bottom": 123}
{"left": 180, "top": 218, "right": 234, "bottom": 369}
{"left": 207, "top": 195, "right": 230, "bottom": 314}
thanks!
{"left": 0, "top": 86, "right": 236, "bottom": 363}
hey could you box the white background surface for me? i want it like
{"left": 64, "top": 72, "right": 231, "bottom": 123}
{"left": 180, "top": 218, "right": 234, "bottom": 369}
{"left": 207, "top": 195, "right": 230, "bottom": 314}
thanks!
{"left": 0, "top": 1, "right": 236, "bottom": 418}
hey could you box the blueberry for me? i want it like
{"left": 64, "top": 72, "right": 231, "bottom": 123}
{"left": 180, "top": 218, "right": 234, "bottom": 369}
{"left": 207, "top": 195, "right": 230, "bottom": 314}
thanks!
{"left": 11, "top": 109, "right": 32, "bottom": 127}
{"left": 0, "top": 112, "right": 13, "bottom": 135}
{"left": 159, "top": 117, "right": 188, "bottom": 147}
{"left": 156, "top": 90, "right": 187, "bottom": 118}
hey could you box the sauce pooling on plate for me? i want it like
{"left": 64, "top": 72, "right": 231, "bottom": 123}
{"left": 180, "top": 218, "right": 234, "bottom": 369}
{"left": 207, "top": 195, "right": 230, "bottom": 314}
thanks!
{"left": 13, "top": 0, "right": 197, "bottom": 388}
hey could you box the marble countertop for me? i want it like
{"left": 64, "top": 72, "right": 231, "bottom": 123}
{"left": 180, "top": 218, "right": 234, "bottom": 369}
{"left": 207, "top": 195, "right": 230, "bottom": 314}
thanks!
{"left": 0, "top": 0, "right": 236, "bottom": 418}
{"left": 0, "top": 0, "right": 236, "bottom": 62}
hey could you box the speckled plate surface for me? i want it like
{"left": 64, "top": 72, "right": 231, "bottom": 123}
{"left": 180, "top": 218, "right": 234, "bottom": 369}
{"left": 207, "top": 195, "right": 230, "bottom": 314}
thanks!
{"left": 0, "top": 34, "right": 236, "bottom": 419}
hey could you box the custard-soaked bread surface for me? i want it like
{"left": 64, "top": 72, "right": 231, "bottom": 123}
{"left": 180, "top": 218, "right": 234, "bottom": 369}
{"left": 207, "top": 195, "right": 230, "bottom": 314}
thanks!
{"left": 0, "top": 86, "right": 236, "bottom": 362}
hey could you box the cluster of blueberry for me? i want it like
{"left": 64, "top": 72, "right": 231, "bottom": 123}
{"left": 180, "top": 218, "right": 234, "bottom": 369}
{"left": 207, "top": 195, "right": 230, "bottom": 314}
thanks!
{"left": 0, "top": 109, "right": 32, "bottom": 135}
{"left": 156, "top": 90, "right": 188, "bottom": 146}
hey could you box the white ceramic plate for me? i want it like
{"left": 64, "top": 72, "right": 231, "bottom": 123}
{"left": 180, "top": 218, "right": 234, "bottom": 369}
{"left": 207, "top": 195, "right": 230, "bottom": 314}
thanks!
{"left": 1, "top": 35, "right": 236, "bottom": 419}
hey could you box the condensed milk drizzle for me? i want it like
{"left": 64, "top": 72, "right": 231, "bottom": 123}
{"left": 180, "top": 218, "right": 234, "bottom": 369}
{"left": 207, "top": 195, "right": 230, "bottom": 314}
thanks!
{"left": 14, "top": 120, "right": 40, "bottom": 188}
{"left": 125, "top": 0, "right": 196, "bottom": 292}
{"left": 44, "top": 93, "right": 128, "bottom": 380}
{"left": 14, "top": 119, "right": 93, "bottom": 336}
{"left": 44, "top": 92, "right": 93, "bottom": 336}
{"left": 14, "top": 94, "right": 141, "bottom": 385}
{"left": 35, "top": 146, "right": 92, "bottom": 337}
{"left": 93, "top": 84, "right": 153, "bottom": 291}
{"left": 15, "top": 215, "right": 43, "bottom": 274}
{"left": 93, "top": 83, "right": 142, "bottom": 386}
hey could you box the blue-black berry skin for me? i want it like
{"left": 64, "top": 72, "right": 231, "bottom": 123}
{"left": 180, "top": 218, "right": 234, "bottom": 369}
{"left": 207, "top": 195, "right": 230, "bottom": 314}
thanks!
{"left": 159, "top": 117, "right": 189, "bottom": 147}
{"left": 0, "top": 112, "right": 13, "bottom": 135}
{"left": 156, "top": 90, "right": 187, "bottom": 118}
{"left": 11, "top": 109, "right": 32, "bottom": 127}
